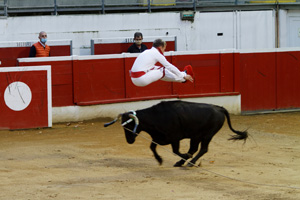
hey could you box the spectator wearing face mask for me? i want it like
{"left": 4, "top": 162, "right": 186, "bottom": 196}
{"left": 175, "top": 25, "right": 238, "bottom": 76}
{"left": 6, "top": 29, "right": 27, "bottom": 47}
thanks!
{"left": 29, "top": 31, "right": 50, "bottom": 57}
{"left": 127, "top": 32, "right": 148, "bottom": 53}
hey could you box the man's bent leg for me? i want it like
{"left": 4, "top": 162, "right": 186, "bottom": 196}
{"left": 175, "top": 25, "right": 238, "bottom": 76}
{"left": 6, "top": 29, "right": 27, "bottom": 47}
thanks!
{"left": 131, "top": 69, "right": 163, "bottom": 87}
{"left": 161, "top": 68, "right": 186, "bottom": 83}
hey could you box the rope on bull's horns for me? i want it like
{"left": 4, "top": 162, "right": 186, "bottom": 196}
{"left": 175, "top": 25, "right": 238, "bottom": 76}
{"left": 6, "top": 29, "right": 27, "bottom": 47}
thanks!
{"left": 123, "top": 126, "right": 300, "bottom": 190}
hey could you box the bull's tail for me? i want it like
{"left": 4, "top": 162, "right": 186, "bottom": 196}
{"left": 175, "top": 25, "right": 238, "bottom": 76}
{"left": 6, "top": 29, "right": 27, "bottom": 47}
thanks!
{"left": 220, "top": 107, "right": 248, "bottom": 141}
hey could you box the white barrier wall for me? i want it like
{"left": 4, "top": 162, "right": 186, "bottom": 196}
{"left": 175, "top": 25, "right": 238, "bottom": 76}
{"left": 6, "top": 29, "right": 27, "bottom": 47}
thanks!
{"left": 0, "top": 10, "right": 279, "bottom": 55}
{"left": 52, "top": 95, "right": 241, "bottom": 123}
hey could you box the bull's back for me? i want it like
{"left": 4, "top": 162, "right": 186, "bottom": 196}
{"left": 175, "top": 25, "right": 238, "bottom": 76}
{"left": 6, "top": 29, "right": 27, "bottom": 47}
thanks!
{"left": 172, "top": 101, "right": 225, "bottom": 128}
{"left": 139, "top": 101, "right": 225, "bottom": 134}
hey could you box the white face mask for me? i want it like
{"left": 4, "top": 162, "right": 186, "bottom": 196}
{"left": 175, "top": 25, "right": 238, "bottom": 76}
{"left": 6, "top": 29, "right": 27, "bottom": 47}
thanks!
{"left": 134, "top": 40, "right": 142, "bottom": 45}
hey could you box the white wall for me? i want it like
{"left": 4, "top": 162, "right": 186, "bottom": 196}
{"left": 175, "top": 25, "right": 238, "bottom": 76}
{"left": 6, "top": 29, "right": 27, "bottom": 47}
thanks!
{"left": 279, "top": 9, "right": 300, "bottom": 48}
{"left": 52, "top": 95, "right": 241, "bottom": 123}
{"left": 193, "top": 11, "right": 236, "bottom": 50}
{"left": 0, "top": 10, "right": 278, "bottom": 55}
{"left": 238, "top": 10, "right": 275, "bottom": 49}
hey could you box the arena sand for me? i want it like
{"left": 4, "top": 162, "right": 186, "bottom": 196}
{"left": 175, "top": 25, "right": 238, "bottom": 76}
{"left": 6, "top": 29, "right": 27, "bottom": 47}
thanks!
{"left": 0, "top": 112, "right": 300, "bottom": 199}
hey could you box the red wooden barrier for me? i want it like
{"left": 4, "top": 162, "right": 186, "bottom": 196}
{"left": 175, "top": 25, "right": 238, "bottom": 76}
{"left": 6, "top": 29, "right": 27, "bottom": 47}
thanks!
{"left": 17, "top": 50, "right": 239, "bottom": 107}
{"left": 18, "top": 57, "right": 74, "bottom": 107}
{"left": 92, "top": 36, "right": 176, "bottom": 55}
{"left": 220, "top": 53, "right": 235, "bottom": 92}
{"left": 0, "top": 40, "right": 72, "bottom": 67}
{"left": 0, "top": 66, "right": 51, "bottom": 129}
{"left": 240, "top": 51, "right": 277, "bottom": 112}
{"left": 172, "top": 53, "right": 221, "bottom": 95}
{"left": 74, "top": 51, "right": 238, "bottom": 105}
{"left": 14, "top": 48, "right": 300, "bottom": 114}
{"left": 73, "top": 55, "right": 126, "bottom": 105}
{"left": 239, "top": 49, "right": 300, "bottom": 112}
{"left": 276, "top": 50, "right": 300, "bottom": 109}
{"left": 93, "top": 41, "right": 176, "bottom": 55}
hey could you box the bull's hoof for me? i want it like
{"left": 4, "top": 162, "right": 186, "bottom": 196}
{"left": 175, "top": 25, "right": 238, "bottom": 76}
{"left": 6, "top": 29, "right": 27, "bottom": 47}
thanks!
{"left": 173, "top": 163, "right": 183, "bottom": 167}
{"left": 173, "top": 160, "right": 184, "bottom": 167}
{"left": 157, "top": 157, "right": 163, "bottom": 165}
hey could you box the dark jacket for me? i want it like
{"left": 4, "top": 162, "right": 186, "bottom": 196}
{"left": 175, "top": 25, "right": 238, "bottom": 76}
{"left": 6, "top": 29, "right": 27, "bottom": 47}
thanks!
{"left": 127, "top": 43, "right": 148, "bottom": 53}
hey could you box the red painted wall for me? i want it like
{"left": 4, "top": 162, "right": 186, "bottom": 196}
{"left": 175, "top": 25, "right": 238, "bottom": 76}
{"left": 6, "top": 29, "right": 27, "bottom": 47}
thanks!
{"left": 173, "top": 53, "right": 221, "bottom": 95}
{"left": 240, "top": 52, "right": 277, "bottom": 112}
{"left": 15, "top": 49, "right": 300, "bottom": 112}
{"left": 0, "top": 70, "right": 49, "bottom": 129}
{"left": 73, "top": 58, "right": 126, "bottom": 105}
{"left": 220, "top": 53, "right": 235, "bottom": 92}
{"left": 18, "top": 60, "right": 74, "bottom": 107}
{"left": 0, "top": 45, "right": 71, "bottom": 67}
{"left": 239, "top": 50, "right": 300, "bottom": 112}
{"left": 74, "top": 53, "right": 237, "bottom": 105}
{"left": 18, "top": 51, "right": 238, "bottom": 107}
{"left": 17, "top": 49, "right": 300, "bottom": 113}
{"left": 276, "top": 51, "right": 300, "bottom": 109}
{"left": 93, "top": 41, "right": 176, "bottom": 55}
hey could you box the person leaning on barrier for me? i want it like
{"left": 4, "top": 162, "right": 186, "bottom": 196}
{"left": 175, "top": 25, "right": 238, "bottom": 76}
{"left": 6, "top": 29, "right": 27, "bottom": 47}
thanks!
{"left": 29, "top": 31, "right": 50, "bottom": 57}
{"left": 127, "top": 32, "right": 148, "bottom": 53}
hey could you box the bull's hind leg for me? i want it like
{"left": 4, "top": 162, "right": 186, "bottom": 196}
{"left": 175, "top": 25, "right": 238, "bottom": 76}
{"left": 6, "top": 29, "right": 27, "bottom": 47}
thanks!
{"left": 171, "top": 141, "right": 193, "bottom": 167}
{"left": 174, "top": 139, "right": 201, "bottom": 167}
{"left": 186, "top": 138, "right": 212, "bottom": 167}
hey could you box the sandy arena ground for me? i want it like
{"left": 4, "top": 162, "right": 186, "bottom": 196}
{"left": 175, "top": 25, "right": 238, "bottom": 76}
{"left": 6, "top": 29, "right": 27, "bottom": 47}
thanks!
{"left": 0, "top": 112, "right": 300, "bottom": 199}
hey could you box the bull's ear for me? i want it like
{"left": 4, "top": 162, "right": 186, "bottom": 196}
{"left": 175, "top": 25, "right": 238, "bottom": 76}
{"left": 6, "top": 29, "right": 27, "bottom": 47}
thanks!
{"left": 104, "top": 114, "right": 122, "bottom": 127}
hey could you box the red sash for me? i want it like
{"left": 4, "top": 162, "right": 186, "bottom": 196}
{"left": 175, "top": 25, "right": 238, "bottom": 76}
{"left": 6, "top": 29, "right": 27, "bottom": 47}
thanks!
{"left": 129, "top": 70, "right": 146, "bottom": 78}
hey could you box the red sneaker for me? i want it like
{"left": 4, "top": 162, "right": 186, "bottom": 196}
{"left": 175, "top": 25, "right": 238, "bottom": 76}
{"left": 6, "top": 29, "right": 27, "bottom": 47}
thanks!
{"left": 184, "top": 65, "right": 194, "bottom": 78}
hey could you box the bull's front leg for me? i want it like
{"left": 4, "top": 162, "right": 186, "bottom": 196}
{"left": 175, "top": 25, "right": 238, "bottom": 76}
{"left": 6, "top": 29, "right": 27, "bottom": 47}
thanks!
{"left": 171, "top": 141, "right": 192, "bottom": 167}
{"left": 150, "top": 142, "right": 163, "bottom": 165}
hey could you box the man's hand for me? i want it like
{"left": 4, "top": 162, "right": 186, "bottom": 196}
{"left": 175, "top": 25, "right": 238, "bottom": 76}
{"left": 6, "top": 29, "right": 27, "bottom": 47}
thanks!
{"left": 184, "top": 75, "right": 194, "bottom": 83}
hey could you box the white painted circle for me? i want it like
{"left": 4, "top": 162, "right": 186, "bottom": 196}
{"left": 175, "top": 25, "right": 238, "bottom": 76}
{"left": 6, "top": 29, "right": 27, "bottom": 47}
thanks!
{"left": 4, "top": 81, "right": 32, "bottom": 111}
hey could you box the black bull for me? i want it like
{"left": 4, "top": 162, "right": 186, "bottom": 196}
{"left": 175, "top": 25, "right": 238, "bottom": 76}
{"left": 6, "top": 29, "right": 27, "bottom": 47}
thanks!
{"left": 104, "top": 100, "right": 248, "bottom": 167}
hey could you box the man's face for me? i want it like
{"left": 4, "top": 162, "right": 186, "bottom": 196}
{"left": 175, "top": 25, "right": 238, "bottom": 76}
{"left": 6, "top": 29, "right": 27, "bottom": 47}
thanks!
{"left": 134, "top": 36, "right": 143, "bottom": 45}
{"left": 39, "top": 32, "right": 47, "bottom": 40}
{"left": 39, "top": 32, "right": 48, "bottom": 44}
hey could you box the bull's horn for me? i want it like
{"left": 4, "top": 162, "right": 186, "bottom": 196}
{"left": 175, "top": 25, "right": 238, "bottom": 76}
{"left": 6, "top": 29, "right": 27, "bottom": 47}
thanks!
{"left": 104, "top": 114, "right": 122, "bottom": 127}
{"left": 128, "top": 113, "right": 139, "bottom": 134}
{"left": 128, "top": 114, "right": 139, "bottom": 125}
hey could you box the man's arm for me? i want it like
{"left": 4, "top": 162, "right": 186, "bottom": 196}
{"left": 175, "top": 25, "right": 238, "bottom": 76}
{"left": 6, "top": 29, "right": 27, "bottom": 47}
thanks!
{"left": 156, "top": 51, "right": 184, "bottom": 78}
{"left": 29, "top": 46, "right": 36, "bottom": 57}
{"left": 157, "top": 53, "right": 193, "bottom": 83}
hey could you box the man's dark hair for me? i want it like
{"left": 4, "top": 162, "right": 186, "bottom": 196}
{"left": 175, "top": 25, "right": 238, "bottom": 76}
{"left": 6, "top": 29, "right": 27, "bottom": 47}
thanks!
{"left": 153, "top": 39, "right": 166, "bottom": 48}
{"left": 134, "top": 32, "right": 143, "bottom": 39}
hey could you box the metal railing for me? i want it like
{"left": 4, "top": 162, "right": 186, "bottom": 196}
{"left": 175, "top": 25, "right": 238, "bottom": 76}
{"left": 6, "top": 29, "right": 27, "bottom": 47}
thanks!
{"left": 0, "top": 0, "right": 299, "bottom": 16}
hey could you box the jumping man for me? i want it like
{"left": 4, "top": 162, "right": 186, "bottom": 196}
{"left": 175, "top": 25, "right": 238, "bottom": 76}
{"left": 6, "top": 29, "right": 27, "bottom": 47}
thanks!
{"left": 129, "top": 38, "right": 194, "bottom": 87}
